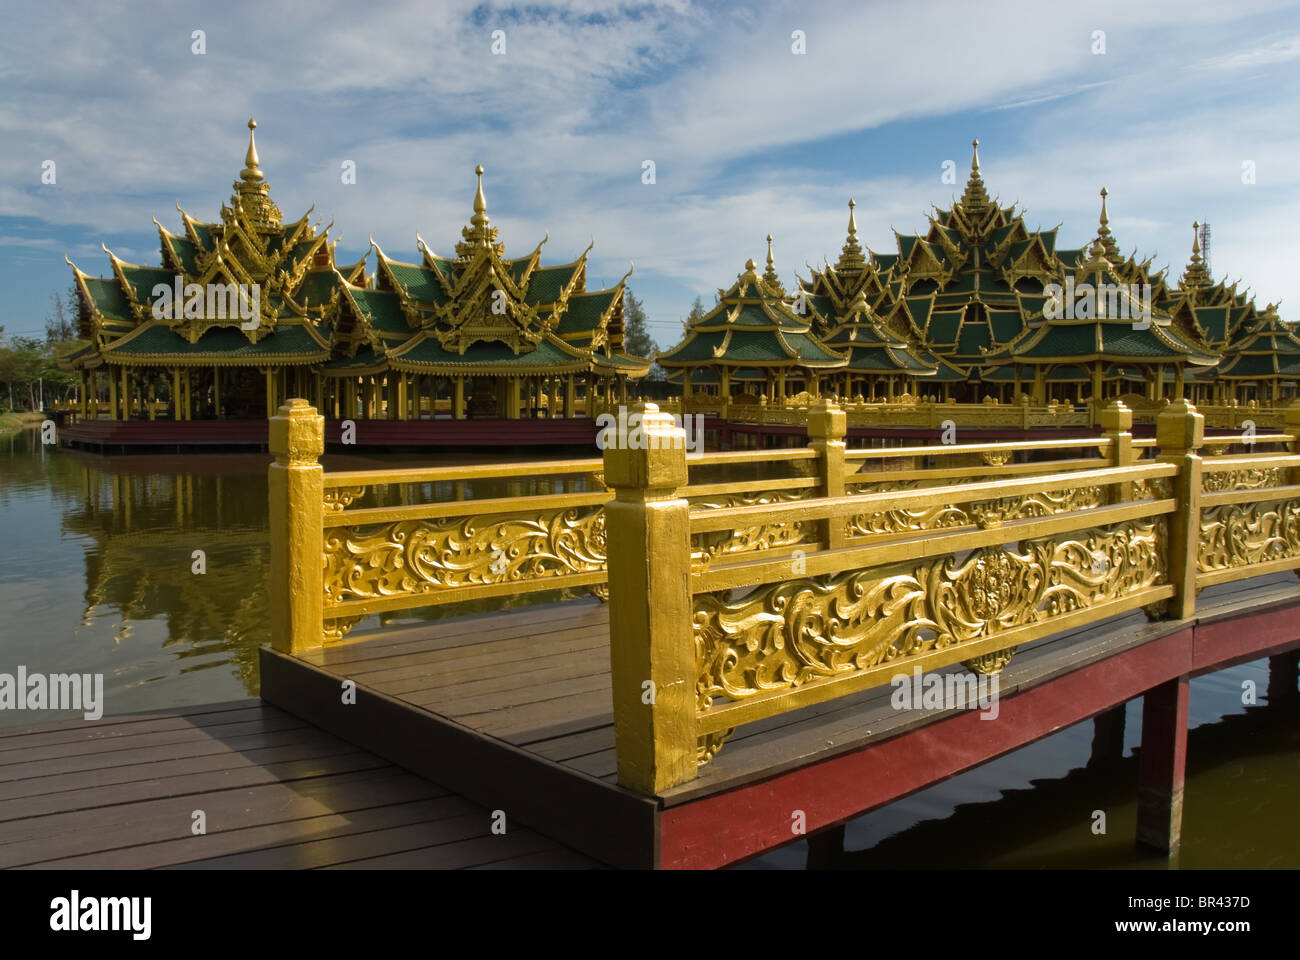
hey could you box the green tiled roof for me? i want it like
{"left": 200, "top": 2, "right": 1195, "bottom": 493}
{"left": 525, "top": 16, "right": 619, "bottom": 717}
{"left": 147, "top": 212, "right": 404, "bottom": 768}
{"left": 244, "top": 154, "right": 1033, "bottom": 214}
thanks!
{"left": 119, "top": 266, "right": 175, "bottom": 304}
{"left": 293, "top": 271, "right": 341, "bottom": 309}
{"left": 83, "top": 277, "right": 133, "bottom": 323}
{"left": 385, "top": 260, "right": 448, "bottom": 305}
{"left": 558, "top": 288, "right": 617, "bottom": 335}
{"left": 105, "top": 323, "right": 327, "bottom": 362}
{"left": 166, "top": 236, "right": 200, "bottom": 274}
{"left": 394, "top": 334, "right": 589, "bottom": 372}
{"left": 525, "top": 265, "right": 580, "bottom": 304}
{"left": 349, "top": 289, "right": 408, "bottom": 334}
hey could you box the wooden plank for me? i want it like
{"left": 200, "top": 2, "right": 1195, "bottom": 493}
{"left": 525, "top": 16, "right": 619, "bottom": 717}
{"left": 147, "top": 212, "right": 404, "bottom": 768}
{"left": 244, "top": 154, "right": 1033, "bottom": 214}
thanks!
{"left": 0, "top": 703, "right": 279, "bottom": 754}
{"left": 260, "top": 646, "right": 655, "bottom": 868}
{"left": 378, "top": 642, "right": 610, "bottom": 698}
{"left": 419, "top": 671, "right": 612, "bottom": 718}
{"left": 0, "top": 737, "right": 371, "bottom": 802}
{"left": 0, "top": 699, "right": 260, "bottom": 740}
{"left": 0, "top": 767, "right": 442, "bottom": 867}
{"left": 304, "top": 602, "right": 605, "bottom": 665}
{"left": 342, "top": 629, "right": 609, "bottom": 687}
{"left": 320, "top": 828, "right": 570, "bottom": 869}
{"left": 36, "top": 798, "right": 449, "bottom": 869}
{"left": 0, "top": 714, "right": 309, "bottom": 768}
{"left": 0, "top": 749, "right": 392, "bottom": 823}
{"left": 0, "top": 726, "right": 343, "bottom": 785}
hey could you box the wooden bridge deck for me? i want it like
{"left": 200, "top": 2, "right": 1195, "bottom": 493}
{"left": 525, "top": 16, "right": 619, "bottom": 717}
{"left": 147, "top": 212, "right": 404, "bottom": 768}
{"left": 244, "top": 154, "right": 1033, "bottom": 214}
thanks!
{"left": 261, "top": 571, "right": 1300, "bottom": 869}
{"left": 0, "top": 700, "right": 598, "bottom": 869}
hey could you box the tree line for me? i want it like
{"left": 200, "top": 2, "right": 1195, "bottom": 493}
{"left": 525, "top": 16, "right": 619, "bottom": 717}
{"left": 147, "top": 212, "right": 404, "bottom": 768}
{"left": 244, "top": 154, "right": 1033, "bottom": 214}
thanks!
{"left": 0, "top": 287, "right": 82, "bottom": 411}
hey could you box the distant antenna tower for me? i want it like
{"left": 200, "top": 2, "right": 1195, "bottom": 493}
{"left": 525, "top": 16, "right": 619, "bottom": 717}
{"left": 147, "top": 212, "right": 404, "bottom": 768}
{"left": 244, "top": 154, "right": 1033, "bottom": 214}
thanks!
{"left": 1199, "top": 221, "right": 1211, "bottom": 277}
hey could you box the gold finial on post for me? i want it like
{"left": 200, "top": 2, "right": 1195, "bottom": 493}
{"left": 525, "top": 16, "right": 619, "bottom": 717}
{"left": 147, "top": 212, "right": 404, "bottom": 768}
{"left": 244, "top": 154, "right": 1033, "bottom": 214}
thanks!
{"left": 241, "top": 118, "right": 264, "bottom": 184}
{"left": 472, "top": 164, "right": 489, "bottom": 225}
{"left": 971, "top": 138, "right": 980, "bottom": 173}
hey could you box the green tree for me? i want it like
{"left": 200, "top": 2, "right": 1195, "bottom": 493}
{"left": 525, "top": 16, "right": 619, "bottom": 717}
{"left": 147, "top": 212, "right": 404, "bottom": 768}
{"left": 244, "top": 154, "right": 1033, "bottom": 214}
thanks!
{"left": 45, "top": 285, "right": 79, "bottom": 344}
{"left": 621, "top": 288, "right": 656, "bottom": 358}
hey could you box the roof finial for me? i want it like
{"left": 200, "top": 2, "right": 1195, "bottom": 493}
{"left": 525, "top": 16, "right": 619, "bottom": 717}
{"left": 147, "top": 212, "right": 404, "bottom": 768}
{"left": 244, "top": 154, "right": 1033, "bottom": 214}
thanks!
{"left": 762, "top": 234, "right": 785, "bottom": 294}
{"left": 958, "top": 138, "right": 990, "bottom": 218}
{"left": 835, "top": 198, "right": 866, "bottom": 273}
{"left": 241, "top": 118, "right": 263, "bottom": 184}
{"left": 471, "top": 164, "right": 489, "bottom": 226}
{"left": 1192, "top": 220, "right": 1201, "bottom": 257}
{"left": 971, "top": 138, "right": 980, "bottom": 173}
{"left": 1099, "top": 187, "right": 1109, "bottom": 227}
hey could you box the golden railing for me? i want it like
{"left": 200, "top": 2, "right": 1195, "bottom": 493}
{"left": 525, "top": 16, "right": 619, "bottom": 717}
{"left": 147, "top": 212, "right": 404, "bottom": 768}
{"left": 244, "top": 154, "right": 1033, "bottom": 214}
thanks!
{"left": 268, "top": 399, "right": 1138, "bottom": 651}
{"left": 598, "top": 398, "right": 1300, "bottom": 794}
{"left": 266, "top": 397, "right": 1300, "bottom": 796}
{"left": 646, "top": 396, "right": 1092, "bottom": 429}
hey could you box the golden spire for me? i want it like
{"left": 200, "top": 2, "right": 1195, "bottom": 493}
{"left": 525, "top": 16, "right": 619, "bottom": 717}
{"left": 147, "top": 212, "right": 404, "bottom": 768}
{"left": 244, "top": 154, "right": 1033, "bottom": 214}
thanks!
{"left": 762, "top": 234, "right": 785, "bottom": 295}
{"left": 471, "top": 164, "right": 489, "bottom": 226}
{"left": 231, "top": 117, "right": 280, "bottom": 231}
{"left": 1096, "top": 187, "right": 1119, "bottom": 260}
{"left": 958, "top": 138, "right": 990, "bottom": 218}
{"left": 835, "top": 198, "right": 866, "bottom": 273}
{"left": 1181, "top": 220, "right": 1211, "bottom": 295}
{"left": 240, "top": 118, "right": 265, "bottom": 188}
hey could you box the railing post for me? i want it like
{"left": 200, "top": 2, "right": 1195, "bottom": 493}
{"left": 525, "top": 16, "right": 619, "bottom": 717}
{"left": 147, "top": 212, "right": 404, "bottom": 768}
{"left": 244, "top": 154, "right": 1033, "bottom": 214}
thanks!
{"left": 1100, "top": 399, "right": 1134, "bottom": 502}
{"left": 1284, "top": 402, "right": 1300, "bottom": 485}
{"left": 808, "top": 399, "right": 847, "bottom": 550}
{"left": 603, "top": 402, "right": 696, "bottom": 794}
{"left": 268, "top": 399, "right": 325, "bottom": 656}
{"left": 1156, "top": 399, "right": 1204, "bottom": 620}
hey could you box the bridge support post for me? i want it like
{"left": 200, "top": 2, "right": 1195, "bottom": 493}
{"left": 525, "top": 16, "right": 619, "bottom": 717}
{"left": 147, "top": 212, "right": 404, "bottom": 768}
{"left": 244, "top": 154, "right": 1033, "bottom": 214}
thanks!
{"left": 1155, "top": 400, "right": 1204, "bottom": 620}
{"left": 603, "top": 402, "right": 695, "bottom": 795}
{"left": 1136, "top": 675, "right": 1189, "bottom": 854}
{"left": 808, "top": 399, "right": 846, "bottom": 550}
{"left": 1268, "top": 650, "right": 1299, "bottom": 703}
{"left": 268, "top": 399, "right": 325, "bottom": 656}
{"left": 1089, "top": 703, "right": 1127, "bottom": 766}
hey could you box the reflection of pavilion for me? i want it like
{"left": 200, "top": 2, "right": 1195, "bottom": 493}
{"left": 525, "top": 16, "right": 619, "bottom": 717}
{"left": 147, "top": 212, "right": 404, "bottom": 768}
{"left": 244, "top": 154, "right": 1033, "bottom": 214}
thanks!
{"left": 59, "top": 454, "right": 272, "bottom": 694}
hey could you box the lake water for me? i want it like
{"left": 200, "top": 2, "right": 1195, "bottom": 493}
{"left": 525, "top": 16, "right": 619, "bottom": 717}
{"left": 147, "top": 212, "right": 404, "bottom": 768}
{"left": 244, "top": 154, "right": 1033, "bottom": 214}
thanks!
{"left": 1, "top": 424, "right": 1296, "bottom": 868}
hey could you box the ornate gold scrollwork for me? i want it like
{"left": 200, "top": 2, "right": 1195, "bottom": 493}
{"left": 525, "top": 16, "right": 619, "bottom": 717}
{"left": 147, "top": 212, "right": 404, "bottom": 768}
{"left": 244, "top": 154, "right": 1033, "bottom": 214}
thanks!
{"left": 845, "top": 486, "right": 1103, "bottom": 539}
{"left": 697, "top": 729, "right": 734, "bottom": 765}
{"left": 689, "top": 489, "right": 814, "bottom": 567}
{"left": 323, "top": 505, "right": 607, "bottom": 603}
{"left": 322, "top": 615, "right": 365, "bottom": 643}
{"left": 979, "top": 450, "right": 1012, "bottom": 467}
{"left": 323, "top": 485, "right": 366, "bottom": 513}
{"left": 1201, "top": 468, "right": 1282, "bottom": 492}
{"left": 963, "top": 646, "right": 1019, "bottom": 674}
{"left": 693, "top": 520, "right": 1165, "bottom": 729}
{"left": 1199, "top": 497, "right": 1300, "bottom": 573}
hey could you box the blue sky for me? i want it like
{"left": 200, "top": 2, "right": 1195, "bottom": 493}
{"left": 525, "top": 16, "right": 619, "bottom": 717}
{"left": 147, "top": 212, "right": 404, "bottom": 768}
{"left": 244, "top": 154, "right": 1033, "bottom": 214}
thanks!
{"left": 2, "top": 0, "right": 1298, "bottom": 349}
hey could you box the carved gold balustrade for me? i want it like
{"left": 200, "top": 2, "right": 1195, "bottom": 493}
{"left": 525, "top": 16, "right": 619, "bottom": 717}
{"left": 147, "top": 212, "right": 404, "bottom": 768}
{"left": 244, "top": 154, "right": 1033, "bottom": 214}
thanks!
{"left": 268, "top": 397, "right": 1300, "bottom": 798}
{"left": 599, "top": 399, "right": 1300, "bottom": 795}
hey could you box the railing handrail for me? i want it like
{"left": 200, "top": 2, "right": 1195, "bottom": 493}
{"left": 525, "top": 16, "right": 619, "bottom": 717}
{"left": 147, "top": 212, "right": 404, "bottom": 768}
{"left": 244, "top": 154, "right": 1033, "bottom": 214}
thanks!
{"left": 689, "top": 461, "right": 1175, "bottom": 532}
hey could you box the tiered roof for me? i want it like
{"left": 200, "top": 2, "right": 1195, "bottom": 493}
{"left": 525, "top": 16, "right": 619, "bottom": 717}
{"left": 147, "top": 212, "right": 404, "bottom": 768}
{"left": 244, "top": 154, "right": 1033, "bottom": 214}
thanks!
{"left": 323, "top": 165, "right": 648, "bottom": 379}
{"left": 657, "top": 247, "right": 846, "bottom": 372}
{"left": 66, "top": 120, "right": 356, "bottom": 369}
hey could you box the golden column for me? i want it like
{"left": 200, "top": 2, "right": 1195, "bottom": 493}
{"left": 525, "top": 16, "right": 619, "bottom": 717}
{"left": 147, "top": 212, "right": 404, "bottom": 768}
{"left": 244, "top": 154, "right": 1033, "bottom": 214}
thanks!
{"left": 603, "top": 402, "right": 695, "bottom": 794}
{"left": 268, "top": 400, "right": 325, "bottom": 655}
{"left": 1155, "top": 400, "right": 1204, "bottom": 621}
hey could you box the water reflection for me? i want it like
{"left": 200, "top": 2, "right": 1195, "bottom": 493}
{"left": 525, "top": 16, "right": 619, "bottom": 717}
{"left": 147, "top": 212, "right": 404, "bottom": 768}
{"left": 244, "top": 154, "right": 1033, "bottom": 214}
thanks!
{"left": 0, "top": 427, "right": 585, "bottom": 720}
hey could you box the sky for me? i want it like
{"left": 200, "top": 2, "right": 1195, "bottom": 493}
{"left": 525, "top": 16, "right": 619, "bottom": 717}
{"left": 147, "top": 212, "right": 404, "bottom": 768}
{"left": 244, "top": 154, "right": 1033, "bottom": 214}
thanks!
{"left": 1, "top": 0, "right": 1298, "bottom": 350}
